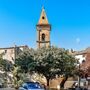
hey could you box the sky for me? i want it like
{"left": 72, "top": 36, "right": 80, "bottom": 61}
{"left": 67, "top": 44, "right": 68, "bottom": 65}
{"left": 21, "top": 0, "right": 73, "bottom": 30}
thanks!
{"left": 0, "top": 0, "right": 90, "bottom": 50}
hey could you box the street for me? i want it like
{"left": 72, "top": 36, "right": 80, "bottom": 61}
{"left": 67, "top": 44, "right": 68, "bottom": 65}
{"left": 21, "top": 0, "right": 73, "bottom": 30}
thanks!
{"left": 0, "top": 88, "right": 15, "bottom": 90}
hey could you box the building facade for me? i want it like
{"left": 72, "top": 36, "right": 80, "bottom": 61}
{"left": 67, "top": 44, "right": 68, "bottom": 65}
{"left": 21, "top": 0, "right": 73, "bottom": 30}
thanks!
{"left": 0, "top": 45, "right": 29, "bottom": 64}
{"left": 76, "top": 48, "right": 90, "bottom": 76}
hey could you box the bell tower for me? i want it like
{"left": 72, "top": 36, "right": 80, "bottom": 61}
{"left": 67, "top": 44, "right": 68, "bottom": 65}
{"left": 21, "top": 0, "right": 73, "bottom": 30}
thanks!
{"left": 36, "top": 7, "right": 51, "bottom": 48}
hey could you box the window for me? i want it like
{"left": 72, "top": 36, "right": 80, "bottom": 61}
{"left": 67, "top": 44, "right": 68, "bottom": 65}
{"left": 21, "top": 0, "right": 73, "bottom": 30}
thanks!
{"left": 11, "top": 50, "right": 13, "bottom": 54}
{"left": 42, "top": 16, "right": 45, "bottom": 19}
{"left": 5, "top": 50, "right": 7, "bottom": 53}
{"left": 12, "top": 57, "right": 14, "bottom": 60}
{"left": 42, "top": 33, "right": 45, "bottom": 41}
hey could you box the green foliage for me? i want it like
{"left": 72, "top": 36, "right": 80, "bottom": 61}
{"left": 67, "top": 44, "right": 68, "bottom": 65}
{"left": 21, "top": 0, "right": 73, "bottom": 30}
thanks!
{"left": 34, "top": 47, "right": 77, "bottom": 78}
{"left": 0, "top": 53, "right": 13, "bottom": 72}
{"left": 0, "top": 53, "right": 14, "bottom": 87}
{"left": 14, "top": 49, "right": 36, "bottom": 88}
{"left": 12, "top": 66, "right": 25, "bottom": 88}
{"left": 0, "top": 59, "right": 13, "bottom": 72}
{"left": 15, "top": 46, "right": 77, "bottom": 87}
{"left": 15, "top": 48, "right": 36, "bottom": 73}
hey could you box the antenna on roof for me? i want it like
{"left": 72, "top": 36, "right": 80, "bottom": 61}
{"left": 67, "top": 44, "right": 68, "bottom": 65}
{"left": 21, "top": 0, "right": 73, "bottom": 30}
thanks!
{"left": 13, "top": 42, "right": 16, "bottom": 47}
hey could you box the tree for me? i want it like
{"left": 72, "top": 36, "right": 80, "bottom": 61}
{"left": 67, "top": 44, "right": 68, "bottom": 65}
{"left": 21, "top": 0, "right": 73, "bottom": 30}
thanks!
{"left": 15, "top": 48, "right": 36, "bottom": 88}
{"left": 0, "top": 53, "right": 13, "bottom": 72}
{"left": 0, "top": 60, "right": 13, "bottom": 72}
{"left": 15, "top": 48, "right": 35, "bottom": 73}
{"left": 0, "top": 53, "right": 13, "bottom": 87}
{"left": 15, "top": 46, "right": 77, "bottom": 88}
{"left": 12, "top": 66, "right": 24, "bottom": 88}
{"left": 34, "top": 46, "right": 77, "bottom": 88}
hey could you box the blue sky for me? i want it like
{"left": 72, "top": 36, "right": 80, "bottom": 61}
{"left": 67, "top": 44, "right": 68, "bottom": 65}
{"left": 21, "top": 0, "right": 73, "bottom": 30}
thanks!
{"left": 0, "top": 0, "right": 90, "bottom": 50}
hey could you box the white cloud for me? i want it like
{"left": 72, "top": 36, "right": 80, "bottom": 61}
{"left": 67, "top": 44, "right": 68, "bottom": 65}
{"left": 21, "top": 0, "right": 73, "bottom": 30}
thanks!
{"left": 76, "top": 38, "right": 80, "bottom": 44}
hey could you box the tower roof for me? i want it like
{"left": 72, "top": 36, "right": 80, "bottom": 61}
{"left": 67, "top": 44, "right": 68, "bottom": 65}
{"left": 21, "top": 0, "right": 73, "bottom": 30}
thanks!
{"left": 38, "top": 7, "right": 49, "bottom": 25}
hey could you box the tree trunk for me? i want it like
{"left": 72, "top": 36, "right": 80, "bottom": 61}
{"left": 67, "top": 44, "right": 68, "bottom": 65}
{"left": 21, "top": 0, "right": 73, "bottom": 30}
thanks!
{"left": 60, "top": 76, "right": 68, "bottom": 89}
{"left": 46, "top": 78, "right": 50, "bottom": 89}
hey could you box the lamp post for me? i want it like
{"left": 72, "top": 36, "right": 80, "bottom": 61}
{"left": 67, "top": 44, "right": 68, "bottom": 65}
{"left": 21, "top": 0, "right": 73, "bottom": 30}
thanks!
{"left": 78, "top": 63, "right": 80, "bottom": 87}
{"left": 77, "top": 59, "right": 81, "bottom": 87}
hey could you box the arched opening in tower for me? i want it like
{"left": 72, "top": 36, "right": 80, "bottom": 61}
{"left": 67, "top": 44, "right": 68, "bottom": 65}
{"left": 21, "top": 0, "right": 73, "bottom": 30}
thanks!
{"left": 42, "top": 33, "right": 45, "bottom": 41}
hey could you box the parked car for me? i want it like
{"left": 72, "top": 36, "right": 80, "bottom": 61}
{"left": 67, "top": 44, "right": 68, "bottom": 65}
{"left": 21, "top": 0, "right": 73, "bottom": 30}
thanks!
{"left": 19, "top": 82, "right": 45, "bottom": 90}
{"left": 0, "top": 83, "right": 3, "bottom": 88}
